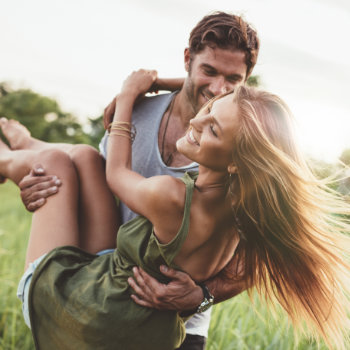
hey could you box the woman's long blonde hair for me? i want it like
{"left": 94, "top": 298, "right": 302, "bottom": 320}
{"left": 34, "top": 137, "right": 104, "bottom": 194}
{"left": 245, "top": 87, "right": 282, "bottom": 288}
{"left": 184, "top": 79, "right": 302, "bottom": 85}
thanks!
{"left": 231, "top": 86, "right": 350, "bottom": 349}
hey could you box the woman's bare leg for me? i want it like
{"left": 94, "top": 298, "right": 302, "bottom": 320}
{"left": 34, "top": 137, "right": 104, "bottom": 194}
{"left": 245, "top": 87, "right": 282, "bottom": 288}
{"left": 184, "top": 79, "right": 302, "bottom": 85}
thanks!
{"left": 69, "top": 145, "right": 119, "bottom": 253}
{"left": 0, "top": 118, "right": 120, "bottom": 253}
{"left": 0, "top": 139, "right": 80, "bottom": 268}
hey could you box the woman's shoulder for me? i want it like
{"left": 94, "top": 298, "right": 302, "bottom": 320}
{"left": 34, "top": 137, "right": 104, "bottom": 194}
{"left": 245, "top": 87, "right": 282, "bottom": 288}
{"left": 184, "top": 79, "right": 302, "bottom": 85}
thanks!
{"left": 144, "top": 175, "right": 186, "bottom": 209}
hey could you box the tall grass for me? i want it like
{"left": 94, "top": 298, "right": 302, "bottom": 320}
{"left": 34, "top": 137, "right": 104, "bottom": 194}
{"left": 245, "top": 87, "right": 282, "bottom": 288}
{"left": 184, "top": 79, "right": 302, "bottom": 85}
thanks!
{"left": 206, "top": 294, "right": 328, "bottom": 350}
{"left": 0, "top": 181, "right": 329, "bottom": 349}
{"left": 0, "top": 182, "right": 34, "bottom": 350}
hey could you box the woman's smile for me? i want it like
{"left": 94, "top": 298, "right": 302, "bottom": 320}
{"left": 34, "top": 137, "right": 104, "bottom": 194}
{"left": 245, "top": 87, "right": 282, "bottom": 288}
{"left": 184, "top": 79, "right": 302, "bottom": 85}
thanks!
{"left": 187, "top": 129, "right": 200, "bottom": 146}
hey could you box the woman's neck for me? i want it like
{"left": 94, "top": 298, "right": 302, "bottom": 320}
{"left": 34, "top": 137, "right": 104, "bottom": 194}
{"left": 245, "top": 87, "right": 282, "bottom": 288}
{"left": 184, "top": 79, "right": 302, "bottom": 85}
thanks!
{"left": 195, "top": 167, "right": 230, "bottom": 202}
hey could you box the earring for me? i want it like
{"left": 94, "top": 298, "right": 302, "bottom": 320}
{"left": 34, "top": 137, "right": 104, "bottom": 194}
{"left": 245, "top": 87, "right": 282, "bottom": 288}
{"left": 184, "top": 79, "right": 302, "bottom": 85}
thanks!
{"left": 229, "top": 173, "right": 234, "bottom": 196}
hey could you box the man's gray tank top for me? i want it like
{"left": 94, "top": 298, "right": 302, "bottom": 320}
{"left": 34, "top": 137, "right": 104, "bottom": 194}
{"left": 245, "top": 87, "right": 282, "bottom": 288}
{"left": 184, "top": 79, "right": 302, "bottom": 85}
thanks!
{"left": 99, "top": 92, "right": 212, "bottom": 337}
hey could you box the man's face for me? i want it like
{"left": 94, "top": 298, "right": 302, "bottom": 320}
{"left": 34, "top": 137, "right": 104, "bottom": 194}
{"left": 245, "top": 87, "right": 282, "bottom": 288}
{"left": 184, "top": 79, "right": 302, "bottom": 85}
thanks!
{"left": 183, "top": 46, "right": 247, "bottom": 115}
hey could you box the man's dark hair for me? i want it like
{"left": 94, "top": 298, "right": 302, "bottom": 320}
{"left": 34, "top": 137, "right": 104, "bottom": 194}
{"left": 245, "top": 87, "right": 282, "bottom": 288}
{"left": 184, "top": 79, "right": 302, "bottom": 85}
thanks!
{"left": 188, "top": 11, "right": 260, "bottom": 78}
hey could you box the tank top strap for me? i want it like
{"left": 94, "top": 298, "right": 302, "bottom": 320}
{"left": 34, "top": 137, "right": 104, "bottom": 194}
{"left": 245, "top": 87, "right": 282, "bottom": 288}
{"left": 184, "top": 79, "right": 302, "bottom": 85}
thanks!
{"left": 155, "top": 171, "right": 197, "bottom": 265}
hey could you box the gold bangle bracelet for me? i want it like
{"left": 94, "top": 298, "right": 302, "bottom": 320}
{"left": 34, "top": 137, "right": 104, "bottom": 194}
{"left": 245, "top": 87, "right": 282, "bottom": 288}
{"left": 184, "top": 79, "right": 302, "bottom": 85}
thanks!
{"left": 109, "top": 132, "right": 132, "bottom": 140}
{"left": 108, "top": 121, "right": 132, "bottom": 133}
{"left": 108, "top": 121, "right": 136, "bottom": 143}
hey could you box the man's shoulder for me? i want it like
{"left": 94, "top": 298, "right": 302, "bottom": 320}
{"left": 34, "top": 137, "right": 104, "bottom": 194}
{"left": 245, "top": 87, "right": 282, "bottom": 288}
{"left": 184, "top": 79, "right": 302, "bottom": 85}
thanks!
{"left": 132, "top": 92, "right": 175, "bottom": 125}
{"left": 134, "top": 92, "right": 174, "bottom": 111}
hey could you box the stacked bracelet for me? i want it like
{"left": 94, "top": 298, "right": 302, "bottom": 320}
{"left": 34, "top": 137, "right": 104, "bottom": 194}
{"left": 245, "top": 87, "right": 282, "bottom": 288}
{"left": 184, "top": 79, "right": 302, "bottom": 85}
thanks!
{"left": 108, "top": 121, "right": 136, "bottom": 142}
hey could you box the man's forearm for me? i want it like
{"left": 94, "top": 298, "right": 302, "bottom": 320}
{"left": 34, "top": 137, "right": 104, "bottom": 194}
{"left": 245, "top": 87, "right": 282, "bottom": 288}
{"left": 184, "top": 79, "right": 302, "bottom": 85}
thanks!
{"left": 204, "top": 254, "right": 247, "bottom": 304}
{"left": 205, "top": 272, "right": 246, "bottom": 304}
{"left": 128, "top": 254, "right": 248, "bottom": 311}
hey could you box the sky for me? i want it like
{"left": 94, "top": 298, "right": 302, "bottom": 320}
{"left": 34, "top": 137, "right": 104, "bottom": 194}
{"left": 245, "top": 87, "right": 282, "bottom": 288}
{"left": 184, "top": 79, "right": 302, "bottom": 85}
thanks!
{"left": 1, "top": 0, "right": 349, "bottom": 161}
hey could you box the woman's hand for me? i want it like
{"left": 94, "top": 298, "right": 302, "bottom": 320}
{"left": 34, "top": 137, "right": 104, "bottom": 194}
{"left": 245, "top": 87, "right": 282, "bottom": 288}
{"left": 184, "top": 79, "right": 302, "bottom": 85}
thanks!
{"left": 103, "top": 72, "right": 184, "bottom": 130}
{"left": 120, "top": 69, "right": 158, "bottom": 100}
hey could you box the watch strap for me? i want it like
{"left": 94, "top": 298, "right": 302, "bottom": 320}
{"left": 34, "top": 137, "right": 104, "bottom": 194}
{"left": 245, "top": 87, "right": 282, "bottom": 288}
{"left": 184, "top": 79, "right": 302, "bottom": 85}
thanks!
{"left": 198, "top": 282, "right": 213, "bottom": 301}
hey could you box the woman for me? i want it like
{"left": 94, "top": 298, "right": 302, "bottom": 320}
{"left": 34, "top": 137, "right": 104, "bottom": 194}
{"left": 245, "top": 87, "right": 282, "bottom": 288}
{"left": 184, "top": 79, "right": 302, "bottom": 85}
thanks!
{"left": 1, "top": 70, "right": 350, "bottom": 349}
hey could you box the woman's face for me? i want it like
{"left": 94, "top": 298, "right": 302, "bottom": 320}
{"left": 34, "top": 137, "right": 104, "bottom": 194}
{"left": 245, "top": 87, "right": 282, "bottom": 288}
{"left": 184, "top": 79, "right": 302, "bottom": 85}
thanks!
{"left": 177, "top": 93, "right": 239, "bottom": 171}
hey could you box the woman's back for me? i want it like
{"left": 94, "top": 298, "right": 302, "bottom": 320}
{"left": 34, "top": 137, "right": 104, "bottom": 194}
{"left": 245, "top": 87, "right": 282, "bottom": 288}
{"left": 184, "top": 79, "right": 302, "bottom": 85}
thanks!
{"left": 147, "top": 172, "right": 240, "bottom": 282}
{"left": 172, "top": 186, "right": 239, "bottom": 282}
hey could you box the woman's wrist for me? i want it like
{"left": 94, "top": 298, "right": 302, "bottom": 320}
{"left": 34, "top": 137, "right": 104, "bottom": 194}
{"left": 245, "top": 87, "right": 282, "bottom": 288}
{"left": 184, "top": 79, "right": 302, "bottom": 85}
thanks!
{"left": 116, "top": 91, "right": 139, "bottom": 104}
{"left": 112, "top": 92, "right": 137, "bottom": 123}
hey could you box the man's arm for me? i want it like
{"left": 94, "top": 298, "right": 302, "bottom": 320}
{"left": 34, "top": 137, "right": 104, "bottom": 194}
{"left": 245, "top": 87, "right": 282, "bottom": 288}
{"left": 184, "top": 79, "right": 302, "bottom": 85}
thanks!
{"left": 128, "top": 253, "right": 247, "bottom": 311}
{"left": 201, "top": 252, "right": 246, "bottom": 304}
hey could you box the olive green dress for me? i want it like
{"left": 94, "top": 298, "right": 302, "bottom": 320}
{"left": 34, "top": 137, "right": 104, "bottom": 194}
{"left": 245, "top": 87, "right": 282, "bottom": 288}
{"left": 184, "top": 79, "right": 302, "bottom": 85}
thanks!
{"left": 28, "top": 172, "right": 197, "bottom": 350}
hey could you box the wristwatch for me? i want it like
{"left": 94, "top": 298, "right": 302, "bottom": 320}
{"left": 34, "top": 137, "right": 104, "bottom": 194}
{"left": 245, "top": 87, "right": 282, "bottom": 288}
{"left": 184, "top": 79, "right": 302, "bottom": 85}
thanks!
{"left": 196, "top": 283, "right": 214, "bottom": 313}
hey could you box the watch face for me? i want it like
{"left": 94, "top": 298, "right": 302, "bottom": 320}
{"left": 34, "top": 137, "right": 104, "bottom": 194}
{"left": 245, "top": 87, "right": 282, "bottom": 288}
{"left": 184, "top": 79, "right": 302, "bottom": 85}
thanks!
{"left": 197, "top": 283, "right": 214, "bottom": 313}
{"left": 197, "top": 298, "right": 214, "bottom": 313}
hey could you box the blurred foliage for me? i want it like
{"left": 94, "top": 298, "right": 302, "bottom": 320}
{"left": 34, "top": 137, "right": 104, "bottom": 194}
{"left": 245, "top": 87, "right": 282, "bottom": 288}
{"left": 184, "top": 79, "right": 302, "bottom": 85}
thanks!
{"left": 338, "top": 149, "right": 350, "bottom": 195}
{"left": 307, "top": 157, "right": 337, "bottom": 181}
{"left": 246, "top": 75, "right": 260, "bottom": 87}
{"left": 307, "top": 156, "right": 350, "bottom": 196}
{"left": 340, "top": 148, "right": 350, "bottom": 166}
{"left": 0, "top": 82, "right": 104, "bottom": 149}
{"left": 87, "top": 115, "right": 105, "bottom": 149}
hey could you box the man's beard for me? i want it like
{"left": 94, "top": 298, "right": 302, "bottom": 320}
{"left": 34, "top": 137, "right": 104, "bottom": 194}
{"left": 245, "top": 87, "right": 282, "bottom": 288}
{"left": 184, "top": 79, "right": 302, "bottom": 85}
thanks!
{"left": 184, "top": 69, "right": 208, "bottom": 116}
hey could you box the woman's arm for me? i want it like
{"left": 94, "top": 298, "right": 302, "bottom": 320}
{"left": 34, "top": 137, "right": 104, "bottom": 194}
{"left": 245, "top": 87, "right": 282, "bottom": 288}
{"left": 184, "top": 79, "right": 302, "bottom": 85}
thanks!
{"left": 106, "top": 70, "right": 184, "bottom": 240}
{"left": 106, "top": 69, "right": 156, "bottom": 209}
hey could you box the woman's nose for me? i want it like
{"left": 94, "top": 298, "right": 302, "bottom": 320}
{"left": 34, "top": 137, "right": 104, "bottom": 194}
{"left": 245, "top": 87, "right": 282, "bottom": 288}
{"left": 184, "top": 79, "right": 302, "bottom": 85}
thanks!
{"left": 190, "top": 114, "right": 209, "bottom": 130}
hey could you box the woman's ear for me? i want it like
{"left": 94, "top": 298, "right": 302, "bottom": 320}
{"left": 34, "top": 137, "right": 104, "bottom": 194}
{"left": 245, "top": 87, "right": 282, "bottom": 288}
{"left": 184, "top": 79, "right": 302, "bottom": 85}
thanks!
{"left": 227, "top": 164, "right": 237, "bottom": 174}
{"left": 184, "top": 48, "right": 190, "bottom": 72}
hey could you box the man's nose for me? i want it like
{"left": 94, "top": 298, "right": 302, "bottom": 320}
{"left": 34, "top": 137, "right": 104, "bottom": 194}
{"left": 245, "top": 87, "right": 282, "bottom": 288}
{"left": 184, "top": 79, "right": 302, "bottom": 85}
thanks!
{"left": 209, "top": 76, "right": 228, "bottom": 96}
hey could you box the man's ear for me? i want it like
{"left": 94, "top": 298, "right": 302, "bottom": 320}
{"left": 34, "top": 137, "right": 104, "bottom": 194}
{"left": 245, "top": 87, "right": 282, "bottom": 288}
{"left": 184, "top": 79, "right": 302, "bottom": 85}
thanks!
{"left": 184, "top": 48, "right": 190, "bottom": 72}
{"left": 227, "top": 164, "right": 237, "bottom": 174}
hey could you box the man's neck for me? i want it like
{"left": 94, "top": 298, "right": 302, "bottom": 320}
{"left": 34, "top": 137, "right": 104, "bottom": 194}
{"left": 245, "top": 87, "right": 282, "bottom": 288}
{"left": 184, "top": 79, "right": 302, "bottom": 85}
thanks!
{"left": 157, "top": 89, "right": 195, "bottom": 168}
{"left": 174, "top": 87, "right": 197, "bottom": 129}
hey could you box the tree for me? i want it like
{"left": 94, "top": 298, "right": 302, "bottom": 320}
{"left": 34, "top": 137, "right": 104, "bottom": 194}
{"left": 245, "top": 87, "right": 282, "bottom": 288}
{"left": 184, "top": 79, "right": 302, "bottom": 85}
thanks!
{"left": 0, "top": 83, "right": 91, "bottom": 145}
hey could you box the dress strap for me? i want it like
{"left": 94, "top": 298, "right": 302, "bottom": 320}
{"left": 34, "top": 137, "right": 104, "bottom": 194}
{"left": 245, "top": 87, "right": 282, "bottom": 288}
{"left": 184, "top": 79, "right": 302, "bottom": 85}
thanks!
{"left": 155, "top": 172, "right": 196, "bottom": 265}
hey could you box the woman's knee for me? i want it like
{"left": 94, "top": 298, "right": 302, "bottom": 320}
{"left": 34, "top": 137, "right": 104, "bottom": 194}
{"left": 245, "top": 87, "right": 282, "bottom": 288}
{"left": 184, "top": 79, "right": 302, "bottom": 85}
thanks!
{"left": 37, "top": 149, "right": 76, "bottom": 177}
{"left": 70, "top": 145, "right": 104, "bottom": 170}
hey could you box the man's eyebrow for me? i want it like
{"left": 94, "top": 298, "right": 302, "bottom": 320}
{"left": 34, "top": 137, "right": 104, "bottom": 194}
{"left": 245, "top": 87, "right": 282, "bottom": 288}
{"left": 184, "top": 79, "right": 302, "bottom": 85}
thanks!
{"left": 201, "top": 63, "right": 217, "bottom": 72}
{"left": 201, "top": 64, "right": 243, "bottom": 81}
{"left": 227, "top": 73, "right": 244, "bottom": 81}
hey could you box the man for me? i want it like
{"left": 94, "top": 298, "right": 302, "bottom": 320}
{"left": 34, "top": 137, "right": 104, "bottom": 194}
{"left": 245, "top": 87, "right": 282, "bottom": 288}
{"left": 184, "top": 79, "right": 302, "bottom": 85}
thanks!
{"left": 19, "top": 11, "right": 259, "bottom": 350}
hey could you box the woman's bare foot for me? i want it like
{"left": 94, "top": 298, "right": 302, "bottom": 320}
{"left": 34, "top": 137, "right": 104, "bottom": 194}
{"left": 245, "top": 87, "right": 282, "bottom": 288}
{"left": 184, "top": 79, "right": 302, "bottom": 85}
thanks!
{"left": 0, "top": 117, "right": 39, "bottom": 150}
{"left": 0, "top": 136, "right": 12, "bottom": 183}
{"left": 0, "top": 117, "right": 76, "bottom": 153}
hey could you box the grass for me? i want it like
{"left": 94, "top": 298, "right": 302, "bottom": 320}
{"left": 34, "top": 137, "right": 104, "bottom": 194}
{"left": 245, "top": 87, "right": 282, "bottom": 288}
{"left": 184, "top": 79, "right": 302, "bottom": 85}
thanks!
{"left": 0, "top": 182, "right": 34, "bottom": 350}
{"left": 0, "top": 181, "right": 330, "bottom": 349}
{"left": 207, "top": 294, "right": 328, "bottom": 350}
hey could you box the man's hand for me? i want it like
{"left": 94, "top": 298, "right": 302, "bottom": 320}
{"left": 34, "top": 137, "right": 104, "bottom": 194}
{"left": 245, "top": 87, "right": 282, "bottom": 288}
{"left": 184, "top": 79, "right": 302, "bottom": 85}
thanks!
{"left": 128, "top": 265, "right": 203, "bottom": 312}
{"left": 19, "top": 164, "right": 61, "bottom": 212}
{"left": 103, "top": 96, "right": 117, "bottom": 130}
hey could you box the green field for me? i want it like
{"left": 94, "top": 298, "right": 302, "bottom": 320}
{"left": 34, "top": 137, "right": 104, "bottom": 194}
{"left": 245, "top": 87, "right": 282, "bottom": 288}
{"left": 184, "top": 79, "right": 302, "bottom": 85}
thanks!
{"left": 0, "top": 181, "right": 328, "bottom": 349}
